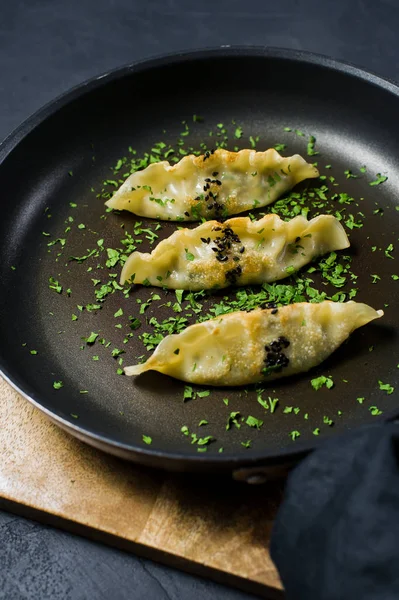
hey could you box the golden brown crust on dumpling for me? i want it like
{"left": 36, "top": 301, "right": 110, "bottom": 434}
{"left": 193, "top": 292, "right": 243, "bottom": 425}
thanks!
{"left": 125, "top": 301, "right": 383, "bottom": 386}
{"left": 105, "top": 148, "right": 319, "bottom": 221}
{"left": 120, "top": 213, "right": 350, "bottom": 290}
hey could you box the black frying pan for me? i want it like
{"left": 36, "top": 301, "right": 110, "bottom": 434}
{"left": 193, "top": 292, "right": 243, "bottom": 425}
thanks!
{"left": 1, "top": 47, "right": 398, "bottom": 480}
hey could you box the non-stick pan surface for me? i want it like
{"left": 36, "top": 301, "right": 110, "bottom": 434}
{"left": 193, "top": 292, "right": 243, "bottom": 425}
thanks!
{"left": 1, "top": 47, "right": 399, "bottom": 475}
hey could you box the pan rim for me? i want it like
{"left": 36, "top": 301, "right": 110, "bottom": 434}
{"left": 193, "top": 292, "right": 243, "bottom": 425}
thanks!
{"left": 1, "top": 45, "right": 399, "bottom": 470}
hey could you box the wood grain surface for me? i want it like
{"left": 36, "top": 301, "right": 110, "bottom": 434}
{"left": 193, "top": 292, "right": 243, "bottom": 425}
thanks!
{"left": 0, "top": 376, "right": 283, "bottom": 597}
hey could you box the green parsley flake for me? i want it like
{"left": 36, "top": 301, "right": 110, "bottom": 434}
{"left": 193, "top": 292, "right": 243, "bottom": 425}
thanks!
{"left": 245, "top": 415, "right": 263, "bottom": 430}
{"left": 183, "top": 386, "right": 194, "bottom": 401}
{"left": 290, "top": 430, "right": 301, "bottom": 441}
{"left": 49, "top": 277, "right": 62, "bottom": 294}
{"left": 369, "top": 173, "right": 388, "bottom": 186}
{"left": 142, "top": 435, "right": 152, "bottom": 445}
{"left": 30, "top": 350, "right": 38, "bottom": 355}
{"left": 378, "top": 380, "right": 394, "bottom": 394}
{"left": 241, "top": 440, "right": 252, "bottom": 448}
{"left": 53, "top": 381, "right": 63, "bottom": 390}
{"left": 307, "top": 135, "right": 318, "bottom": 156}
{"left": 385, "top": 244, "right": 394, "bottom": 259}
{"left": 226, "top": 411, "right": 241, "bottom": 430}
{"left": 311, "top": 376, "right": 334, "bottom": 390}
{"left": 85, "top": 332, "right": 99, "bottom": 344}
{"left": 369, "top": 406, "right": 382, "bottom": 416}
{"left": 114, "top": 308, "right": 123, "bottom": 318}
{"left": 234, "top": 126, "right": 243, "bottom": 139}
{"left": 185, "top": 249, "right": 195, "bottom": 261}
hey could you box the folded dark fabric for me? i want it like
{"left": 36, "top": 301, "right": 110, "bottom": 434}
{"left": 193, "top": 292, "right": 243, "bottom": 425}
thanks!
{"left": 270, "top": 424, "right": 399, "bottom": 600}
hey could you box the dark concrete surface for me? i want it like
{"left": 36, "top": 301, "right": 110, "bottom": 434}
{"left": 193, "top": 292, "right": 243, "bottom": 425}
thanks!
{"left": 1, "top": 0, "right": 398, "bottom": 598}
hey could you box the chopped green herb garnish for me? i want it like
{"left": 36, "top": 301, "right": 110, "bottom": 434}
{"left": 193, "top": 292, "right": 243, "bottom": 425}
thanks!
{"left": 226, "top": 411, "right": 241, "bottom": 431}
{"left": 369, "top": 173, "right": 388, "bottom": 186}
{"left": 183, "top": 386, "right": 193, "bottom": 401}
{"left": 311, "top": 376, "right": 334, "bottom": 390}
{"left": 378, "top": 380, "right": 394, "bottom": 394}
{"left": 142, "top": 435, "right": 152, "bottom": 445}
{"left": 245, "top": 415, "right": 263, "bottom": 430}
{"left": 53, "top": 381, "right": 63, "bottom": 390}
{"left": 49, "top": 277, "right": 62, "bottom": 294}
{"left": 307, "top": 135, "right": 318, "bottom": 156}
{"left": 234, "top": 126, "right": 243, "bottom": 139}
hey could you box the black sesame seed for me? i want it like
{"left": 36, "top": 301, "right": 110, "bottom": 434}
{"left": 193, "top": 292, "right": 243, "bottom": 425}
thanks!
{"left": 205, "top": 178, "right": 211, "bottom": 182}
{"left": 278, "top": 336, "right": 290, "bottom": 348}
{"left": 239, "top": 247, "right": 245, "bottom": 253}
{"left": 295, "top": 236, "right": 301, "bottom": 243}
{"left": 184, "top": 211, "right": 190, "bottom": 217}
{"left": 264, "top": 302, "right": 277, "bottom": 309}
{"left": 271, "top": 308, "right": 278, "bottom": 315}
{"left": 216, "top": 180, "right": 222, "bottom": 186}
{"left": 200, "top": 237, "right": 209, "bottom": 244}
{"left": 212, "top": 171, "right": 219, "bottom": 176}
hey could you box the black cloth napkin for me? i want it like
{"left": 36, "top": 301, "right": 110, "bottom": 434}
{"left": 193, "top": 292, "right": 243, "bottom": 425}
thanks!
{"left": 270, "top": 424, "right": 399, "bottom": 599}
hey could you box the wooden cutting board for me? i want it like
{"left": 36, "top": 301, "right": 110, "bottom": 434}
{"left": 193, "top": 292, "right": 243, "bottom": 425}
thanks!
{"left": 0, "top": 376, "right": 283, "bottom": 598}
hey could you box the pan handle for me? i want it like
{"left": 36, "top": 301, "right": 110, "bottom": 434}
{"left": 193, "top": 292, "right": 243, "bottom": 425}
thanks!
{"left": 232, "top": 459, "right": 299, "bottom": 484}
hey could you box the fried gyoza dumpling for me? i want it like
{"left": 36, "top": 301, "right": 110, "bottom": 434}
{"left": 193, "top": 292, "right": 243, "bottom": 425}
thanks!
{"left": 125, "top": 302, "right": 383, "bottom": 386}
{"left": 105, "top": 148, "right": 319, "bottom": 221}
{"left": 120, "top": 214, "right": 349, "bottom": 290}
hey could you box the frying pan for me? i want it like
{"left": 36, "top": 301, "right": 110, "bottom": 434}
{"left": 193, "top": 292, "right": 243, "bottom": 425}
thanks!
{"left": 1, "top": 47, "right": 399, "bottom": 481}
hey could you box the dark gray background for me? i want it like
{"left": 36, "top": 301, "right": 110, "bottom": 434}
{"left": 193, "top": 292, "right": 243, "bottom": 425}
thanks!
{"left": 1, "top": 0, "right": 398, "bottom": 598}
